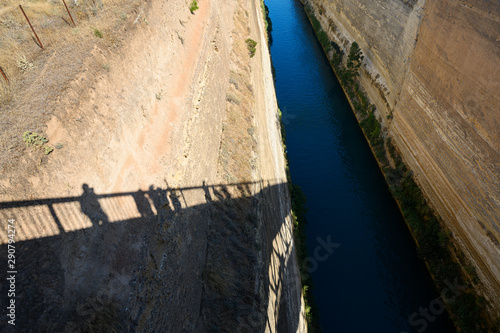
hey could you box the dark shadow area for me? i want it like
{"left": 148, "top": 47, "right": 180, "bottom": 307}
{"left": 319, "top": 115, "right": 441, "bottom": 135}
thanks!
{"left": 30, "top": 36, "right": 43, "bottom": 49}
{"left": 61, "top": 17, "right": 72, "bottom": 27}
{"left": 80, "top": 184, "right": 109, "bottom": 226}
{"left": 0, "top": 181, "right": 302, "bottom": 332}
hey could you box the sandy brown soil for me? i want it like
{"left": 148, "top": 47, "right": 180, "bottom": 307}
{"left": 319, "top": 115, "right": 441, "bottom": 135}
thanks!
{"left": 0, "top": 0, "right": 306, "bottom": 331}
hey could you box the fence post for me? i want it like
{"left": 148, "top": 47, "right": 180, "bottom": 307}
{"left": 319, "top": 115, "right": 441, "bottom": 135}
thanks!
{"left": 19, "top": 5, "right": 44, "bottom": 50}
{"left": 0, "top": 66, "right": 8, "bottom": 83}
{"left": 62, "top": 0, "right": 76, "bottom": 27}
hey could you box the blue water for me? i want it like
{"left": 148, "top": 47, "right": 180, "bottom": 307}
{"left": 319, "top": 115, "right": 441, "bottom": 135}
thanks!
{"left": 266, "top": 0, "right": 456, "bottom": 332}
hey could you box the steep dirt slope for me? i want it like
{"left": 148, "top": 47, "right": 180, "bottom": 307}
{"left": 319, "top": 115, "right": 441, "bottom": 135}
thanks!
{"left": 305, "top": 0, "right": 500, "bottom": 319}
{"left": 0, "top": 0, "right": 306, "bottom": 331}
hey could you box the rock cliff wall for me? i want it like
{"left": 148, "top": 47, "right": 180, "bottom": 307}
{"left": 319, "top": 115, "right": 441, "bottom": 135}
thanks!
{"left": 305, "top": 0, "right": 500, "bottom": 318}
{"left": 0, "top": 0, "right": 306, "bottom": 331}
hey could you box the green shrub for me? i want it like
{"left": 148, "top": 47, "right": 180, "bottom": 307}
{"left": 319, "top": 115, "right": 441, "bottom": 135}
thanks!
{"left": 23, "top": 131, "right": 53, "bottom": 155}
{"left": 306, "top": 5, "right": 331, "bottom": 53}
{"left": 23, "top": 131, "right": 47, "bottom": 148}
{"left": 260, "top": 0, "right": 273, "bottom": 44}
{"left": 44, "top": 146, "right": 54, "bottom": 155}
{"left": 92, "top": 27, "right": 103, "bottom": 38}
{"left": 245, "top": 38, "right": 257, "bottom": 58}
{"left": 347, "top": 41, "right": 363, "bottom": 77}
{"left": 189, "top": 0, "right": 199, "bottom": 13}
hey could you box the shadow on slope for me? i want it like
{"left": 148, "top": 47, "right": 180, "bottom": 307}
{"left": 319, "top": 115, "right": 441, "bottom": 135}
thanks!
{"left": 0, "top": 180, "right": 301, "bottom": 332}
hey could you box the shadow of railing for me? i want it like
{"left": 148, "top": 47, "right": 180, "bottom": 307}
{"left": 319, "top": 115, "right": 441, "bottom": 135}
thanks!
{"left": 0, "top": 182, "right": 256, "bottom": 244}
{"left": 0, "top": 180, "right": 303, "bottom": 332}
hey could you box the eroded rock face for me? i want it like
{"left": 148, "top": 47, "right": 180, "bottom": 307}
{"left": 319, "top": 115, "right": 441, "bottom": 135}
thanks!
{"left": 0, "top": 0, "right": 306, "bottom": 331}
{"left": 305, "top": 0, "right": 500, "bottom": 317}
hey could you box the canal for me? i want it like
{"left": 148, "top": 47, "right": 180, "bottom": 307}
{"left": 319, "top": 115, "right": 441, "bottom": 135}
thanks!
{"left": 265, "top": 0, "right": 456, "bottom": 331}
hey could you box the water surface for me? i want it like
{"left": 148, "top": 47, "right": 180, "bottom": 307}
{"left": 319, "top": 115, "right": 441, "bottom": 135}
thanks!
{"left": 266, "top": 0, "right": 456, "bottom": 331}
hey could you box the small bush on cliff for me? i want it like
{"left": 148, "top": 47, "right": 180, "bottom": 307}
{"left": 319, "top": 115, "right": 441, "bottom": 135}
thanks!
{"left": 347, "top": 42, "right": 363, "bottom": 70}
{"left": 23, "top": 131, "right": 53, "bottom": 155}
{"left": 246, "top": 38, "right": 257, "bottom": 58}
{"left": 330, "top": 41, "right": 344, "bottom": 66}
{"left": 189, "top": 0, "right": 199, "bottom": 13}
{"left": 17, "top": 55, "right": 35, "bottom": 73}
{"left": 260, "top": 0, "right": 273, "bottom": 45}
{"left": 305, "top": 4, "right": 331, "bottom": 53}
{"left": 23, "top": 131, "right": 47, "bottom": 148}
{"left": 92, "top": 27, "right": 103, "bottom": 38}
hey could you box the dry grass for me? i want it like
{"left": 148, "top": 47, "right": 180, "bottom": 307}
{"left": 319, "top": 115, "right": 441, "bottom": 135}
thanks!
{"left": 0, "top": 80, "right": 13, "bottom": 107}
{"left": 1, "top": 1, "right": 61, "bottom": 88}
{"left": 0, "top": 0, "right": 142, "bottom": 105}
{"left": 0, "top": 0, "right": 145, "bottom": 174}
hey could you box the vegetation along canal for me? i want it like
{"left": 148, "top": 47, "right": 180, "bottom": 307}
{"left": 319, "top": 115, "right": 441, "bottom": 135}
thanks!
{"left": 266, "top": 0, "right": 456, "bottom": 331}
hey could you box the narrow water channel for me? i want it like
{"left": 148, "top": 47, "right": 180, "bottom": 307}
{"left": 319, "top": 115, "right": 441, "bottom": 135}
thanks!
{"left": 265, "top": 0, "right": 456, "bottom": 331}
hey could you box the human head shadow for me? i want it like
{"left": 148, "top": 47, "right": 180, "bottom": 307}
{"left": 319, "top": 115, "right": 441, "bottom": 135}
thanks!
{"left": 80, "top": 183, "right": 109, "bottom": 227}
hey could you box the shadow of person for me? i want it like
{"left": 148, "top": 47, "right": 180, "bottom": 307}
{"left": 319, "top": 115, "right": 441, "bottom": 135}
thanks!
{"left": 79, "top": 184, "right": 109, "bottom": 227}
{"left": 148, "top": 185, "right": 169, "bottom": 212}
{"left": 132, "top": 189, "right": 154, "bottom": 218}
{"left": 221, "top": 185, "right": 231, "bottom": 199}
{"left": 168, "top": 189, "right": 182, "bottom": 212}
{"left": 148, "top": 185, "right": 160, "bottom": 211}
{"left": 202, "top": 181, "right": 212, "bottom": 203}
